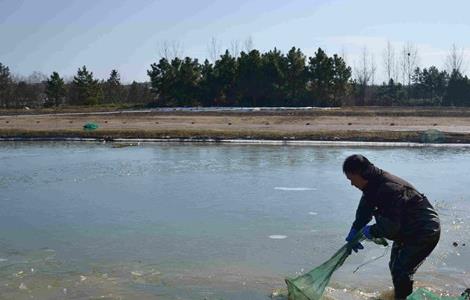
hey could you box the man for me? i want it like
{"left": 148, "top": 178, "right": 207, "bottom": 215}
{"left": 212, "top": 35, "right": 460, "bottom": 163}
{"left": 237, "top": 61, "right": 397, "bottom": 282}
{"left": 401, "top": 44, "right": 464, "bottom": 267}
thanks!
{"left": 343, "top": 154, "right": 440, "bottom": 300}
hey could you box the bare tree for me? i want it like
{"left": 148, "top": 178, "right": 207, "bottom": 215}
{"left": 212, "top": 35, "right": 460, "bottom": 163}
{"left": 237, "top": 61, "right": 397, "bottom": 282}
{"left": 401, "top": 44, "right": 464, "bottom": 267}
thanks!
{"left": 10, "top": 73, "right": 25, "bottom": 83}
{"left": 207, "top": 37, "right": 222, "bottom": 62}
{"left": 383, "top": 41, "right": 396, "bottom": 83}
{"left": 355, "top": 47, "right": 376, "bottom": 85}
{"left": 158, "top": 40, "right": 171, "bottom": 60}
{"left": 354, "top": 47, "right": 376, "bottom": 105}
{"left": 27, "top": 71, "right": 47, "bottom": 84}
{"left": 243, "top": 36, "right": 254, "bottom": 53}
{"left": 158, "top": 40, "right": 184, "bottom": 60}
{"left": 399, "top": 42, "right": 419, "bottom": 86}
{"left": 230, "top": 39, "right": 240, "bottom": 57}
{"left": 340, "top": 46, "right": 349, "bottom": 66}
{"left": 393, "top": 53, "right": 400, "bottom": 84}
{"left": 445, "top": 43, "right": 466, "bottom": 74}
{"left": 370, "top": 55, "right": 377, "bottom": 85}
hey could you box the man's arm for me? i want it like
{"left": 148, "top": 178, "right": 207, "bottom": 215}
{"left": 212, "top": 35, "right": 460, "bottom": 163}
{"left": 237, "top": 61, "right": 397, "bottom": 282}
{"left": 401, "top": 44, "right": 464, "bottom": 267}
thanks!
{"left": 351, "top": 195, "right": 374, "bottom": 231}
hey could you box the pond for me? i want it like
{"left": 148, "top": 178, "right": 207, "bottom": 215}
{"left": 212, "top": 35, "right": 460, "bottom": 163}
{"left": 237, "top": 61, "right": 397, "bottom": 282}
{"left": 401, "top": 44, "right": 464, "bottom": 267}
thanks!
{"left": 0, "top": 142, "right": 468, "bottom": 299}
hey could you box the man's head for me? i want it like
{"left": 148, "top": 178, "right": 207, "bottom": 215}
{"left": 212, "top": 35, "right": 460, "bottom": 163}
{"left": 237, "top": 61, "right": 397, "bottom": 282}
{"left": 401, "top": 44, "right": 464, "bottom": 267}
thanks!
{"left": 343, "top": 154, "right": 372, "bottom": 190}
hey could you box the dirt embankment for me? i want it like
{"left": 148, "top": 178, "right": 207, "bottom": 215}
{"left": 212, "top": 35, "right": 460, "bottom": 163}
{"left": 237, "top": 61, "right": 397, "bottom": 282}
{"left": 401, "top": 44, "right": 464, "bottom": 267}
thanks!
{"left": 1, "top": 107, "right": 470, "bottom": 143}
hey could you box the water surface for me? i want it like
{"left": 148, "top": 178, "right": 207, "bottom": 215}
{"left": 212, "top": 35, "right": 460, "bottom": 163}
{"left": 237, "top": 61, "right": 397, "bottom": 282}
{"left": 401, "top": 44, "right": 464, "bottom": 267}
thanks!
{"left": 0, "top": 142, "right": 469, "bottom": 299}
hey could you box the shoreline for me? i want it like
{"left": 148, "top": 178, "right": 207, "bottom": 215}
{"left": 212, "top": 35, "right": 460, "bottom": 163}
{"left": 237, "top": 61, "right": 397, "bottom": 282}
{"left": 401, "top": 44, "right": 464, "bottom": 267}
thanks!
{"left": 1, "top": 127, "right": 470, "bottom": 144}
{"left": 2, "top": 136, "right": 470, "bottom": 148}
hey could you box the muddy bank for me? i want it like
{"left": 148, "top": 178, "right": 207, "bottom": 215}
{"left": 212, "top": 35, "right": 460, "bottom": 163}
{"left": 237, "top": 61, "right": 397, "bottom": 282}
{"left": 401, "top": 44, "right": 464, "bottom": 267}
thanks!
{"left": 1, "top": 128, "right": 470, "bottom": 144}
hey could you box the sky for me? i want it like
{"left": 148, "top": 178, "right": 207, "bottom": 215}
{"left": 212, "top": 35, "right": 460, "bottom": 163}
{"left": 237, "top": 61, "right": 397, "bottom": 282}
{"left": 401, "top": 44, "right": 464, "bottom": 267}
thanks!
{"left": 1, "top": 0, "right": 470, "bottom": 83}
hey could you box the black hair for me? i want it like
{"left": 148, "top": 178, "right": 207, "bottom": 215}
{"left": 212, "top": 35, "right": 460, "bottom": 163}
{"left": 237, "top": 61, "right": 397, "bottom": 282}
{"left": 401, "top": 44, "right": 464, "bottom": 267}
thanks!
{"left": 342, "top": 154, "right": 373, "bottom": 175}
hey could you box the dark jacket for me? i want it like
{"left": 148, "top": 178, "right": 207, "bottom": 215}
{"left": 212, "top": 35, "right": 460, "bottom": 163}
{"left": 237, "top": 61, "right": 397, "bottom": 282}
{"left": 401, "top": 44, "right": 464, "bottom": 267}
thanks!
{"left": 351, "top": 166, "right": 440, "bottom": 243}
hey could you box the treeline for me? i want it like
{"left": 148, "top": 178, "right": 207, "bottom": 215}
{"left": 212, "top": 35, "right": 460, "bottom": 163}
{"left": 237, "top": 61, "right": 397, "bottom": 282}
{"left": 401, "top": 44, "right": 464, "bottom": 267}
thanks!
{"left": 1, "top": 46, "right": 470, "bottom": 108}
{"left": 0, "top": 64, "right": 152, "bottom": 108}
{"left": 147, "top": 48, "right": 350, "bottom": 107}
{"left": 370, "top": 67, "right": 470, "bottom": 106}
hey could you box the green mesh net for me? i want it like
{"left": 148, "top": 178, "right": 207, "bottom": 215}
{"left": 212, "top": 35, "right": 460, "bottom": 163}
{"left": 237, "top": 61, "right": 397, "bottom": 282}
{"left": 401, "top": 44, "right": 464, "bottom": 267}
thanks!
{"left": 421, "top": 129, "right": 445, "bottom": 143}
{"left": 285, "top": 231, "right": 387, "bottom": 300}
{"left": 83, "top": 122, "right": 99, "bottom": 130}
{"left": 283, "top": 230, "right": 468, "bottom": 300}
{"left": 407, "top": 288, "right": 469, "bottom": 300}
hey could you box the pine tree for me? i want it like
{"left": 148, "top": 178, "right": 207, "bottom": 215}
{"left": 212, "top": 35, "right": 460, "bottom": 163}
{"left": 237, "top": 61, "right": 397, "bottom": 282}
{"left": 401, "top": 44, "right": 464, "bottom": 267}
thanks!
{"left": 103, "top": 69, "right": 125, "bottom": 103}
{"left": 45, "top": 72, "right": 66, "bottom": 107}
{"left": 212, "top": 51, "right": 238, "bottom": 106}
{"left": 260, "top": 48, "right": 287, "bottom": 106}
{"left": 285, "top": 47, "right": 307, "bottom": 106}
{"left": 126, "top": 81, "right": 140, "bottom": 103}
{"left": 199, "top": 59, "right": 215, "bottom": 106}
{"left": 307, "top": 48, "right": 334, "bottom": 106}
{"left": 148, "top": 57, "right": 202, "bottom": 106}
{"left": 147, "top": 58, "right": 174, "bottom": 106}
{"left": 236, "top": 50, "right": 263, "bottom": 106}
{"left": 444, "top": 70, "right": 470, "bottom": 106}
{"left": 307, "top": 48, "right": 351, "bottom": 107}
{"left": 0, "top": 63, "right": 13, "bottom": 108}
{"left": 174, "top": 57, "right": 202, "bottom": 106}
{"left": 331, "top": 54, "right": 351, "bottom": 106}
{"left": 71, "top": 66, "right": 102, "bottom": 105}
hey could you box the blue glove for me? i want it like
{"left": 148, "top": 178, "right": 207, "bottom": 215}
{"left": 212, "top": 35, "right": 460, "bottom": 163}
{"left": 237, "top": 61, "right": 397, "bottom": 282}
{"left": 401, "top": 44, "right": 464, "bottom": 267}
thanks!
{"left": 345, "top": 228, "right": 364, "bottom": 253}
{"left": 362, "top": 225, "right": 373, "bottom": 239}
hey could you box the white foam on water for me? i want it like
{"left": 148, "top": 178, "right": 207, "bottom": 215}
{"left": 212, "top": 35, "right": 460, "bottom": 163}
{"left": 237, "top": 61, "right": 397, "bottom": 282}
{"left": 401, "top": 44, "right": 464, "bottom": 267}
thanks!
{"left": 308, "top": 211, "right": 318, "bottom": 215}
{"left": 0, "top": 258, "right": 7, "bottom": 262}
{"left": 269, "top": 235, "right": 287, "bottom": 240}
{"left": 274, "top": 187, "right": 317, "bottom": 191}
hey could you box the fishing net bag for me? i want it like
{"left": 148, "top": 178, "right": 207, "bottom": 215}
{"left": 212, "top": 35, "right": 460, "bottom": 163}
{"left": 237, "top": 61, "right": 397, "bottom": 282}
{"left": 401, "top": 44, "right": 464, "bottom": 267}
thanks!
{"left": 285, "top": 230, "right": 387, "bottom": 300}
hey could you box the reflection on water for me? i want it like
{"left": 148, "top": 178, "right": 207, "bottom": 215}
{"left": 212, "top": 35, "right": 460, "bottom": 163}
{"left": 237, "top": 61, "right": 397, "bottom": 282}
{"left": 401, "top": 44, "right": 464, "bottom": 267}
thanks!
{"left": 0, "top": 142, "right": 469, "bottom": 299}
